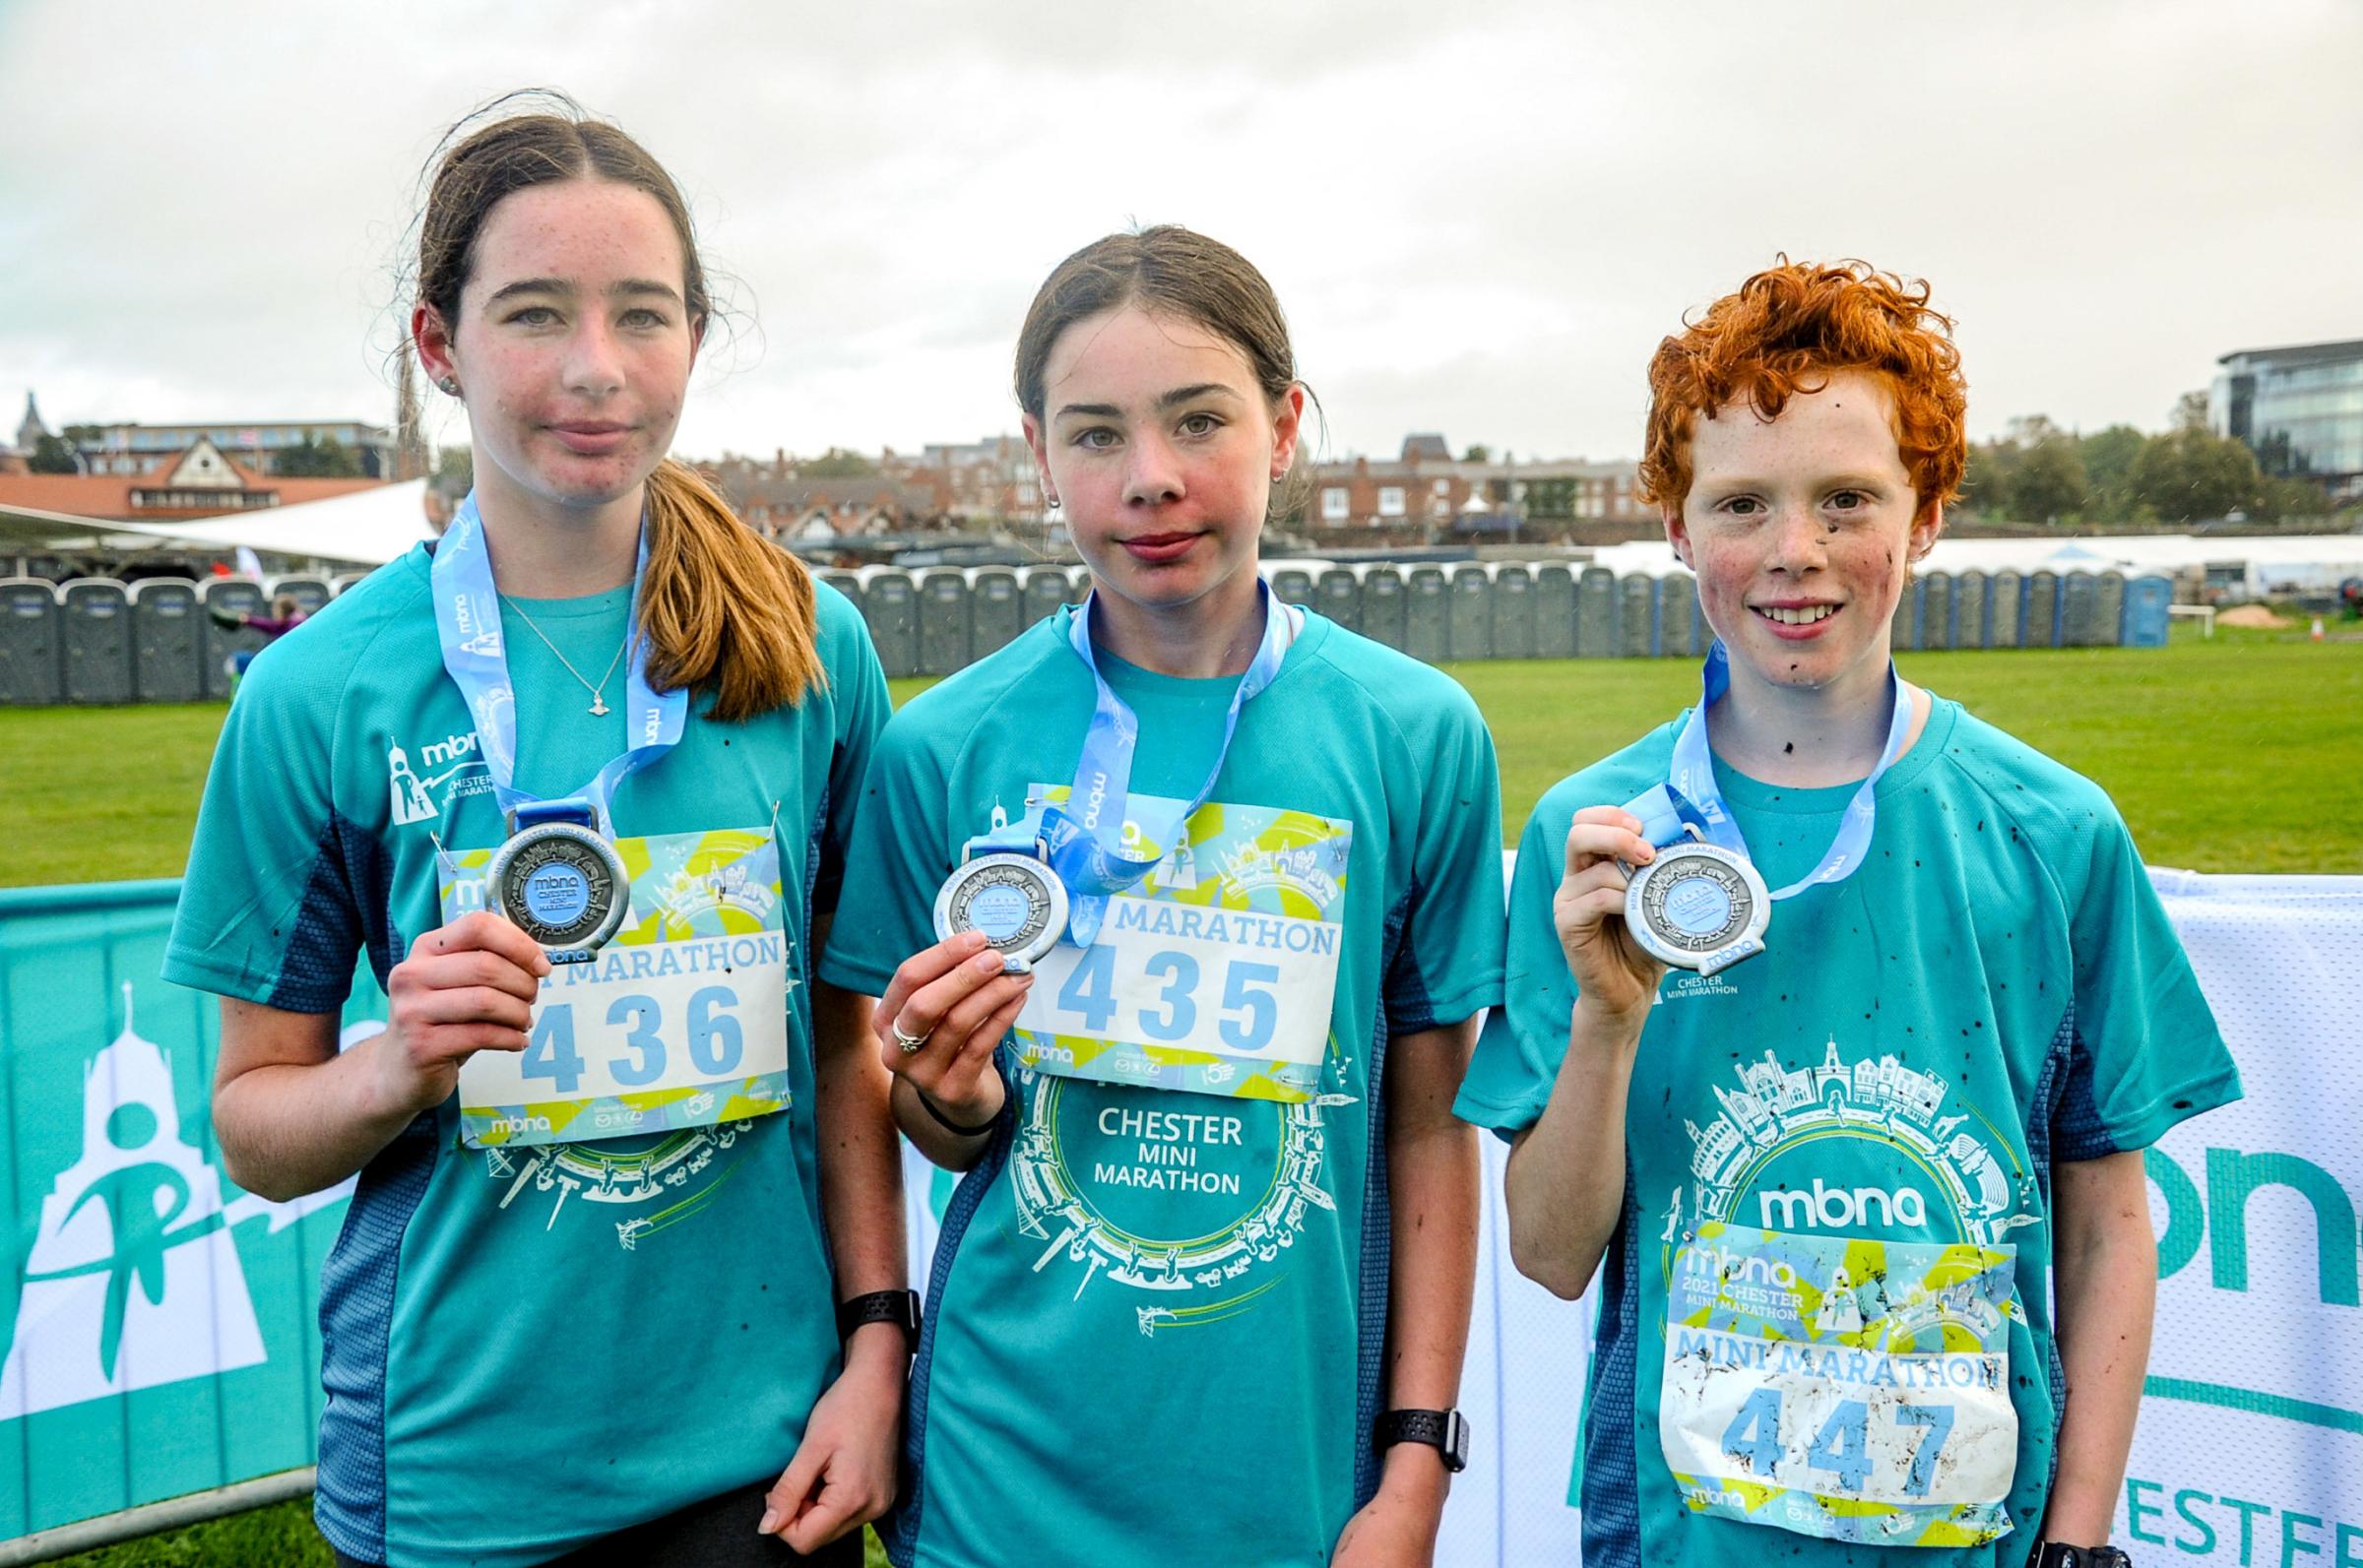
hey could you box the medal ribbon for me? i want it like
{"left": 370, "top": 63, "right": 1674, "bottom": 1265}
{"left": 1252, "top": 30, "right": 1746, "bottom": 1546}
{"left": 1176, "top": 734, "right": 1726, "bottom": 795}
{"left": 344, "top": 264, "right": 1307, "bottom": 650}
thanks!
{"left": 1621, "top": 641, "right": 1912, "bottom": 900}
{"left": 967, "top": 582, "right": 1300, "bottom": 945}
{"left": 429, "top": 491, "right": 686, "bottom": 831}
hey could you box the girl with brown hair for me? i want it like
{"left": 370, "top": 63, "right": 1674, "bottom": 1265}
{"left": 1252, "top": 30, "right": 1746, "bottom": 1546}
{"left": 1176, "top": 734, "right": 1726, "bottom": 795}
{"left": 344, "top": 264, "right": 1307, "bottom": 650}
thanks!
{"left": 820, "top": 225, "right": 1505, "bottom": 1567}
{"left": 168, "top": 97, "right": 907, "bottom": 1567}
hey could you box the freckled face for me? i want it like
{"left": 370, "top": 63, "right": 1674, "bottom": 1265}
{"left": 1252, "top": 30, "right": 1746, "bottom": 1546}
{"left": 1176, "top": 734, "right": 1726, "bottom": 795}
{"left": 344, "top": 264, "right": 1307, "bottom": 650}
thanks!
{"left": 430, "top": 180, "right": 698, "bottom": 513}
{"left": 1669, "top": 370, "right": 1937, "bottom": 693}
{"left": 1024, "top": 305, "right": 1301, "bottom": 620}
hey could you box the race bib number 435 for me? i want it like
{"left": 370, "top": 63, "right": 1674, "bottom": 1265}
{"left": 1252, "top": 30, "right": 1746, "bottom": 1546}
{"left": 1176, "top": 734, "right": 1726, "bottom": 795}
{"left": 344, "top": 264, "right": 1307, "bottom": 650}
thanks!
{"left": 441, "top": 826, "right": 793, "bottom": 1148}
{"left": 1660, "top": 1224, "right": 2021, "bottom": 1548}
{"left": 1011, "top": 788, "right": 1351, "bottom": 1101}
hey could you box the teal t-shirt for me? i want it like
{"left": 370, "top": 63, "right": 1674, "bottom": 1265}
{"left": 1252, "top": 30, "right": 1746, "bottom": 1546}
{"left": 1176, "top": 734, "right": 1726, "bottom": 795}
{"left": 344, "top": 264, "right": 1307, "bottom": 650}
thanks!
{"left": 819, "top": 607, "right": 1505, "bottom": 1568}
{"left": 1454, "top": 697, "right": 2242, "bottom": 1567}
{"left": 162, "top": 545, "right": 890, "bottom": 1568}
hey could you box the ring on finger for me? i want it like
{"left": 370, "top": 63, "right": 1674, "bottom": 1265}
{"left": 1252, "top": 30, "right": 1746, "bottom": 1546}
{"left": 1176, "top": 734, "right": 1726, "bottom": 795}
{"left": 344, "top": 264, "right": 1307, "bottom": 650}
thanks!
{"left": 891, "top": 1019, "right": 930, "bottom": 1054}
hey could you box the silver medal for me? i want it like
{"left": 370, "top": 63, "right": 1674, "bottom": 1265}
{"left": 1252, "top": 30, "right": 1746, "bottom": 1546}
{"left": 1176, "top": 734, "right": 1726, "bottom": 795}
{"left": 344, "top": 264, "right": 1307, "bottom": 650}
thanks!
{"left": 486, "top": 819, "right": 631, "bottom": 962}
{"left": 933, "top": 852, "right": 1067, "bottom": 973}
{"left": 1625, "top": 839, "right": 1769, "bottom": 977}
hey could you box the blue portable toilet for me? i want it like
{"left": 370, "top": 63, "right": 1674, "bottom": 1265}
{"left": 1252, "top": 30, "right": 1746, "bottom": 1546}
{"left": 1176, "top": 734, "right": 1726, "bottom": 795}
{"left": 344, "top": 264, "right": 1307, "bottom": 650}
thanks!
{"left": 2121, "top": 575, "right": 2172, "bottom": 648}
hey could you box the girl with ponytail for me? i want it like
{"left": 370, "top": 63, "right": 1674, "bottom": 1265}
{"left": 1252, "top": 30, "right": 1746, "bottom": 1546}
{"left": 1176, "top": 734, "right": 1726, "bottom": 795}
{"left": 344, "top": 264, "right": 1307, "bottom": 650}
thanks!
{"left": 169, "top": 96, "right": 905, "bottom": 1567}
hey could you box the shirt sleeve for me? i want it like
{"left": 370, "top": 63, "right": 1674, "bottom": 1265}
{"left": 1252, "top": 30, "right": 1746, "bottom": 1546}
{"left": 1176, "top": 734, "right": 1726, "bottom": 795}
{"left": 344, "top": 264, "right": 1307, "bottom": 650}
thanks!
{"left": 160, "top": 643, "right": 364, "bottom": 1013}
{"left": 812, "top": 597, "right": 892, "bottom": 921}
{"left": 1381, "top": 684, "right": 1506, "bottom": 1034}
{"left": 816, "top": 714, "right": 951, "bottom": 999}
{"left": 2051, "top": 807, "right": 2243, "bottom": 1160}
{"left": 1452, "top": 789, "right": 1575, "bottom": 1138}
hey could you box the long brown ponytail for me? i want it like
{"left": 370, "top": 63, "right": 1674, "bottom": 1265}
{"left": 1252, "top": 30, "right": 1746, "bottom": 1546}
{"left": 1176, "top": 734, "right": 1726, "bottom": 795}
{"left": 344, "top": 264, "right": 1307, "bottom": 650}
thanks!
{"left": 639, "top": 459, "right": 823, "bottom": 720}
{"left": 414, "top": 95, "right": 824, "bottom": 720}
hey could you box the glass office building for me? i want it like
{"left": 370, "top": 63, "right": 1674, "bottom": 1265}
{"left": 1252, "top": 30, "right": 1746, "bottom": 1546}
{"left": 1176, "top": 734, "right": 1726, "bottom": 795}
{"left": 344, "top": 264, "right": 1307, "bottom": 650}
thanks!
{"left": 2211, "top": 339, "right": 2363, "bottom": 498}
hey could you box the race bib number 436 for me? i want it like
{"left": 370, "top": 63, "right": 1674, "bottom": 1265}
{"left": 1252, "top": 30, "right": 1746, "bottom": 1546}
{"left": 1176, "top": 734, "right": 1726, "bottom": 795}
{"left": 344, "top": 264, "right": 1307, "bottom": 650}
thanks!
{"left": 1660, "top": 1224, "right": 2021, "bottom": 1548}
{"left": 441, "top": 826, "right": 793, "bottom": 1148}
{"left": 1011, "top": 788, "right": 1351, "bottom": 1101}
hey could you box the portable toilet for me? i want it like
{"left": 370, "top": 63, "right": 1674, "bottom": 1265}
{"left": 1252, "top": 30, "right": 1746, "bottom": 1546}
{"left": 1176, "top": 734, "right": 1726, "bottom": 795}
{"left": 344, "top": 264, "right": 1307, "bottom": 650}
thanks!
{"left": 917, "top": 569, "right": 972, "bottom": 676}
{"left": 0, "top": 578, "right": 63, "bottom": 706}
{"left": 1489, "top": 564, "right": 1535, "bottom": 659}
{"left": 1403, "top": 567, "right": 1449, "bottom": 663}
{"left": 1533, "top": 564, "right": 1576, "bottom": 659}
{"left": 130, "top": 578, "right": 204, "bottom": 702}
{"left": 1358, "top": 565, "right": 1407, "bottom": 651}
{"left": 969, "top": 567, "right": 1023, "bottom": 659}
{"left": 60, "top": 579, "right": 136, "bottom": 705}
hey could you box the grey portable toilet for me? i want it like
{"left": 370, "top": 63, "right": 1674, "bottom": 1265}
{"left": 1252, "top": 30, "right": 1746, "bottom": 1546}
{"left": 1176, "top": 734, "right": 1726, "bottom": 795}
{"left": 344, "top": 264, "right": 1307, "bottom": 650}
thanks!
{"left": 862, "top": 569, "right": 921, "bottom": 679}
{"left": 1954, "top": 570, "right": 1989, "bottom": 649}
{"left": 1619, "top": 575, "right": 1656, "bottom": 658}
{"left": 1533, "top": 564, "right": 1576, "bottom": 659}
{"left": 200, "top": 578, "right": 267, "bottom": 699}
{"left": 1576, "top": 567, "right": 1618, "bottom": 658}
{"left": 268, "top": 575, "right": 333, "bottom": 616}
{"left": 2024, "top": 571, "right": 2061, "bottom": 648}
{"left": 818, "top": 569, "right": 864, "bottom": 616}
{"left": 970, "top": 567, "right": 1023, "bottom": 659}
{"left": 1358, "top": 566, "right": 1407, "bottom": 651}
{"left": 2061, "top": 573, "right": 2103, "bottom": 647}
{"left": 2122, "top": 575, "right": 2172, "bottom": 648}
{"left": 1921, "top": 572, "right": 1954, "bottom": 651}
{"left": 1489, "top": 564, "right": 1535, "bottom": 659}
{"left": 918, "top": 569, "right": 972, "bottom": 676}
{"left": 1269, "top": 565, "right": 1317, "bottom": 613}
{"left": 330, "top": 570, "right": 368, "bottom": 597}
{"left": 60, "top": 579, "right": 136, "bottom": 705}
{"left": 1403, "top": 567, "right": 1449, "bottom": 663}
{"left": 1446, "top": 566, "right": 1493, "bottom": 660}
{"left": 1659, "top": 572, "right": 1700, "bottom": 659}
{"left": 1989, "top": 570, "right": 2022, "bottom": 648}
{"left": 0, "top": 578, "right": 63, "bottom": 706}
{"left": 1890, "top": 578, "right": 1921, "bottom": 653}
{"left": 1315, "top": 568, "right": 1361, "bottom": 634}
{"left": 130, "top": 578, "right": 204, "bottom": 703}
{"left": 2092, "top": 571, "right": 2126, "bottom": 647}
{"left": 1021, "top": 565, "right": 1072, "bottom": 628}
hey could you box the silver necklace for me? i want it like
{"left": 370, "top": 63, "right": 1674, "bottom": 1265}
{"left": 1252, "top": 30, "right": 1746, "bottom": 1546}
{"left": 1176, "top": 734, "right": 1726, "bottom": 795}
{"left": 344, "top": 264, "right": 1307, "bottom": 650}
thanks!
{"left": 499, "top": 595, "right": 630, "bottom": 717}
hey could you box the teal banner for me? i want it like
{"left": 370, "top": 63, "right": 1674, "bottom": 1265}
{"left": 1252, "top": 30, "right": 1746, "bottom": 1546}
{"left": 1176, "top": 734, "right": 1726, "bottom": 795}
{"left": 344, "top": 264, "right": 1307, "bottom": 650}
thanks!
{"left": 0, "top": 879, "right": 381, "bottom": 1539}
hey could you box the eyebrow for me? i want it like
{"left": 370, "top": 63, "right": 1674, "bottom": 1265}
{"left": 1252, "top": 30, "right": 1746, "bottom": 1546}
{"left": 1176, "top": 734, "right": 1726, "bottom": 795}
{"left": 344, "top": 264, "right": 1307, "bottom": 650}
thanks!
{"left": 483, "top": 277, "right": 684, "bottom": 306}
{"left": 1054, "top": 383, "right": 1245, "bottom": 420}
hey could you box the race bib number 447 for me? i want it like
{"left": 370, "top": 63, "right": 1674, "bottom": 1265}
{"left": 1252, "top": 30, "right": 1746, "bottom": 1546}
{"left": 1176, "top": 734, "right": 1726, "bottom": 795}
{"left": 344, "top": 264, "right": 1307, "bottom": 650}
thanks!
{"left": 1660, "top": 1224, "right": 2021, "bottom": 1548}
{"left": 441, "top": 826, "right": 793, "bottom": 1148}
{"left": 1011, "top": 788, "right": 1351, "bottom": 1101}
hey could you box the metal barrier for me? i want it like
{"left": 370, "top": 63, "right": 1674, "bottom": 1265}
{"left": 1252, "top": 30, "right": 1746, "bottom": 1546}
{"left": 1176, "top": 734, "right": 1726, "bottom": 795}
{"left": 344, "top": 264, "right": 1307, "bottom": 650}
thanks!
{"left": 58, "top": 581, "right": 134, "bottom": 706}
{"left": 128, "top": 580, "right": 203, "bottom": 704}
{"left": 0, "top": 579, "right": 62, "bottom": 706}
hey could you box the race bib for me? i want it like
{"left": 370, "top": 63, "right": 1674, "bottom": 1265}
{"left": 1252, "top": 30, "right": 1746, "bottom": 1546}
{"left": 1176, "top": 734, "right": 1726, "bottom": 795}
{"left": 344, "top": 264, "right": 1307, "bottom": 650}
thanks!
{"left": 1660, "top": 1223, "right": 2019, "bottom": 1547}
{"left": 1010, "top": 786, "right": 1350, "bottom": 1101}
{"left": 440, "top": 826, "right": 793, "bottom": 1148}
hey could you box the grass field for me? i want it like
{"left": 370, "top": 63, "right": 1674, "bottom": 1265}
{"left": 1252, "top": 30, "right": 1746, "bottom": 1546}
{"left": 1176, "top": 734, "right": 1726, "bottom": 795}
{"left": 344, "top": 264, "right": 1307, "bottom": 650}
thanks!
{"left": 7, "top": 623, "right": 2358, "bottom": 890}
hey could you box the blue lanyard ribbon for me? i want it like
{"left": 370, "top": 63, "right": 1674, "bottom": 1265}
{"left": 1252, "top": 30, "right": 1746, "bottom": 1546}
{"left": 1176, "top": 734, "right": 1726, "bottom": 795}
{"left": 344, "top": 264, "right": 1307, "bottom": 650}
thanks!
{"left": 970, "top": 583, "right": 1297, "bottom": 945}
{"left": 1623, "top": 642, "right": 1911, "bottom": 900}
{"left": 428, "top": 492, "right": 686, "bottom": 831}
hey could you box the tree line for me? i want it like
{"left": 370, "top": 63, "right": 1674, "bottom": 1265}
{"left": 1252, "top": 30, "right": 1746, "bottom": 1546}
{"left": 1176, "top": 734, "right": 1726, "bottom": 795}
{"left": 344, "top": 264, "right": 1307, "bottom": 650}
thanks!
{"left": 1961, "top": 393, "right": 2343, "bottom": 526}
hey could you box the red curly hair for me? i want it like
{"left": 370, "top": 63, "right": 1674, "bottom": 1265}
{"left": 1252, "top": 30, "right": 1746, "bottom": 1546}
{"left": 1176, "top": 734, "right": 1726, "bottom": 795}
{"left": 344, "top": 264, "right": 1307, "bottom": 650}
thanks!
{"left": 1636, "top": 260, "right": 1967, "bottom": 526}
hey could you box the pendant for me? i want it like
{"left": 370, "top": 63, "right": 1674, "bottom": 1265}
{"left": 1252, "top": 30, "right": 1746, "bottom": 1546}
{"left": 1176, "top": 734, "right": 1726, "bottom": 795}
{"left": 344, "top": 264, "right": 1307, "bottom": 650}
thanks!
{"left": 589, "top": 693, "right": 610, "bottom": 717}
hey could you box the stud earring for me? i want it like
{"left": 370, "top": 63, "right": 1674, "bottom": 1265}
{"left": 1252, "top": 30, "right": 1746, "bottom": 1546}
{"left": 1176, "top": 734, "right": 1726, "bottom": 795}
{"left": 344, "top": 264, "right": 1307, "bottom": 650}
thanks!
{"left": 437, "top": 377, "right": 461, "bottom": 397}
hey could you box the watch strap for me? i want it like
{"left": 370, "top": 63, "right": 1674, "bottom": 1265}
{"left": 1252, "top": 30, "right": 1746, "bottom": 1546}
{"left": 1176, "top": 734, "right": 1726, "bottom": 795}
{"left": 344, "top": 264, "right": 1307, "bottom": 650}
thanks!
{"left": 835, "top": 1288, "right": 921, "bottom": 1349}
{"left": 1373, "top": 1408, "right": 1469, "bottom": 1474}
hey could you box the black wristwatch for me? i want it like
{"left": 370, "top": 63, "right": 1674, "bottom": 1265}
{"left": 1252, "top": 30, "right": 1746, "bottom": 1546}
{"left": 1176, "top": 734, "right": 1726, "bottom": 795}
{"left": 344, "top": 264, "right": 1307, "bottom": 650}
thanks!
{"left": 1373, "top": 1408, "right": 1469, "bottom": 1474}
{"left": 2027, "top": 1543, "right": 2132, "bottom": 1568}
{"left": 835, "top": 1288, "right": 922, "bottom": 1351}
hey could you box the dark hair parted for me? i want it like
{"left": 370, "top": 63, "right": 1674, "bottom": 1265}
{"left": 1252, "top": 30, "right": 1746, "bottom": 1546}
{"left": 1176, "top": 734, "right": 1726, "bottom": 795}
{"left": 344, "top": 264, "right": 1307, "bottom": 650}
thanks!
{"left": 1013, "top": 225, "right": 1300, "bottom": 418}
{"left": 415, "top": 94, "right": 821, "bottom": 721}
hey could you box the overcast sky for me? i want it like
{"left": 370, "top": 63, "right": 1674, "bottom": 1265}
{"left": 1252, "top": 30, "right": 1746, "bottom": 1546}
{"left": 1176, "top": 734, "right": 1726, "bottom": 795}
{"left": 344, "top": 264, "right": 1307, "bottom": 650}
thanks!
{"left": 3, "top": 0, "right": 2357, "bottom": 469}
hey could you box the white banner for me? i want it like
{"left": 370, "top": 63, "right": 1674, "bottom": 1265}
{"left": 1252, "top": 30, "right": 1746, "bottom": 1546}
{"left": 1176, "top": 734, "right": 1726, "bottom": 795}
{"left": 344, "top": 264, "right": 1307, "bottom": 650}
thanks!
{"left": 898, "top": 869, "right": 2363, "bottom": 1565}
